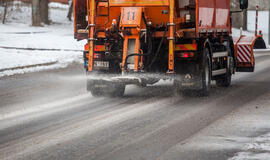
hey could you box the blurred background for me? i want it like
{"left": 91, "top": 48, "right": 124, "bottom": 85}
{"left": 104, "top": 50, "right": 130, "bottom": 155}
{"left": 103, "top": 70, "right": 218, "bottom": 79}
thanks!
{"left": 0, "top": 0, "right": 86, "bottom": 77}
{"left": 0, "top": 0, "right": 268, "bottom": 31}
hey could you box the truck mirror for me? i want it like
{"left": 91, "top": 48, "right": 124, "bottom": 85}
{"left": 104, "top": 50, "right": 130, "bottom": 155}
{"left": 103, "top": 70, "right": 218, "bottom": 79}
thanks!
{"left": 239, "top": 0, "right": 248, "bottom": 10}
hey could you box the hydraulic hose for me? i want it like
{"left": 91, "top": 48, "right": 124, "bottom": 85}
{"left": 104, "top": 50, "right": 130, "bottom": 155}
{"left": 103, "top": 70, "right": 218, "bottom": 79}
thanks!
{"left": 123, "top": 14, "right": 167, "bottom": 71}
{"left": 124, "top": 13, "right": 153, "bottom": 71}
{"left": 147, "top": 26, "right": 167, "bottom": 69}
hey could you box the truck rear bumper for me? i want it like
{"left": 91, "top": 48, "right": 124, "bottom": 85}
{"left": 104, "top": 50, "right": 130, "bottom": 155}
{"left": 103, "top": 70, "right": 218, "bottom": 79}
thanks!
{"left": 87, "top": 73, "right": 165, "bottom": 86}
{"left": 87, "top": 72, "right": 202, "bottom": 89}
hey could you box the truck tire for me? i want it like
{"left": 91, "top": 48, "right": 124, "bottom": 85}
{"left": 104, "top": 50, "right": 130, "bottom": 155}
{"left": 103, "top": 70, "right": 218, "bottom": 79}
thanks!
{"left": 199, "top": 48, "right": 211, "bottom": 96}
{"left": 173, "top": 80, "right": 185, "bottom": 96}
{"left": 89, "top": 87, "right": 104, "bottom": 97}
{"left": 110, "top": 84, "right": 126, "bottom": 97}
{"left": 216, "top": 39, "right": 233, "bottom": 87}
{"left": 216, "top": 73, "right": 231, "bottom": 87}
{"left": 87, "top": 80, "right": 125, "bottom": 97}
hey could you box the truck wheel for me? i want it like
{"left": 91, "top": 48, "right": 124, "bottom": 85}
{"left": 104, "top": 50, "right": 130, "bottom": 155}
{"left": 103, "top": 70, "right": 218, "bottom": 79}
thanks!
{"left": 216, "top": 39, "right": 233, "bottom": 87}
{"left": 110, "top": 84, "right": 126, "bottom": 97}
{"left": 216, "top": 73, "right": 231, "bottom": 87}
{"left": 173, "top": 80, "right": 192, "bottom": 96}
{"left": 199, "top": 48, "right": 211, "bottom": 96}
{"left": 87, "top": 80, "right": 104, "bottom": 97}
{"left": 216, "top": 58, "right": 232, "bottom": 87}
{"left": 89, "top": 87, "right": 105, "bottom": 97}
{"left": 87, "top": 80, "right": 125, "bottom": 97}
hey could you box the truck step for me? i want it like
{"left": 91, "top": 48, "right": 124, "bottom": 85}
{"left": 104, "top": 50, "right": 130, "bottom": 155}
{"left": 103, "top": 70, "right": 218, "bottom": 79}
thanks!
{"left": 212, "top": 51, "right": 228, "bottom": 58}
{"left": 212, "top": 69, "right": 227, "bottom": 76}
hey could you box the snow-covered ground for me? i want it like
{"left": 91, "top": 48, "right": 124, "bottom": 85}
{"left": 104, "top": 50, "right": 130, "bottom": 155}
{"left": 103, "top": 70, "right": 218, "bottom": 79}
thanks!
{"left": 0, "top": 2, "right": 85, "bottom": 77}
{"left": 229, "top": 133, "right": 270, "bottom": 160}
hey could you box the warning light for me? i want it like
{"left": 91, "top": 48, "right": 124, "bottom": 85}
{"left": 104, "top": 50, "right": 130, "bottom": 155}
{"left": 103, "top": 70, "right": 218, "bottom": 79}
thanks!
{"left": 177, "top": 52, "right": 195, "bottom": 58}
{"left": 84, "top": 44, "right": 89, "bottom": 51}
{"left": 183, "top": 52, "right": 189, "bottom": 58}
{"left": 94, "top": 53, "right": 102, "bottom": 59}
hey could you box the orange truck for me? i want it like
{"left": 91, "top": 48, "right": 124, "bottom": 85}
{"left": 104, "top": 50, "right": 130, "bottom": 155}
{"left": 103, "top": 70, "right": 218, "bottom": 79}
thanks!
{"left": 73, "top": 0, "right": 265, "bottom": 96}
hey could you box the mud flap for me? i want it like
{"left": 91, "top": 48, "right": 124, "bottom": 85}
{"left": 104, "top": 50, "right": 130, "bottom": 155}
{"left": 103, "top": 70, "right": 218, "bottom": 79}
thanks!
{"left": 233, "top": 36, "right": 266, "bottom": 72}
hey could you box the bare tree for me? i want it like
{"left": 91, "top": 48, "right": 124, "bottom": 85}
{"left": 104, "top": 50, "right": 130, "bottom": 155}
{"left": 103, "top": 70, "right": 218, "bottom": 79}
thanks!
{"left": 231, "top": 0, "right": 243, "bottom": 29}
{"left": 67, "top": 0, "right": 73, "bottom": 21}
{"left": 2, "top": 0, "right": 8, "bottom": 24}
{"left": 243, "top": 9, "right": 247, "bottom": 31}
{"left": 32, "top": 0, "right": 50, "bottom": 26}
{"left": 32, "top": 0, "right": 41, "bottom": 26}
{"left": 40, "top": 0, "right": 50, "bottom": 24}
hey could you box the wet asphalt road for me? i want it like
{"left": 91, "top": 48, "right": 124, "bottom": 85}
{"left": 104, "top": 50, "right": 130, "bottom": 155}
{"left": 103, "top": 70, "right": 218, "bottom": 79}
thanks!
{"left": 1, "top": 52, "right": 270, "bottom": 160}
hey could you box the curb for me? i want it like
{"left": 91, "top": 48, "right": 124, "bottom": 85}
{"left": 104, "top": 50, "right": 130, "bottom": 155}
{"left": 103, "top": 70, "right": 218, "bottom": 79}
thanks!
{"left": 254, "top": 49, "right": 270, "bottom": 54}
{"left": 0, "top": 61, "right": 58, "bottom": 72}
{"left": 0, "top": 46, "right": 83, "bottom": 52}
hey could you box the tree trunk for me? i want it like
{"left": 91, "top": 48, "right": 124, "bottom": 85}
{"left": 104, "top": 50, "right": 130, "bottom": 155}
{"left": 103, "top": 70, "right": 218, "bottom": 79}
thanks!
{"left": 32, "top": 0, "right": 41, "bottom": 26}
{"left": 2, "top": 0, "right": 8, "bottom": 24}
{"left": 67, "top": 1, "right": 73, "bottom": 21}
{"left": 243, "top": 9, "right": 248, "bottom": 31}
{"left": 230, "top": 0, "right": 243, "bottom": 29}
{"left": 40, "top": 0, "right": 50, "bottom": 24}
{"left": 269, "top": 0, "right": 270, "bottom": 45}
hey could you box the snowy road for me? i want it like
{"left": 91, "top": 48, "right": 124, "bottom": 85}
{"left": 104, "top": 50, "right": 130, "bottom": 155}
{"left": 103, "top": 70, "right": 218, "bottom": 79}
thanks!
{"left": 1, "top": 52, "right": 270, "bottom": 160}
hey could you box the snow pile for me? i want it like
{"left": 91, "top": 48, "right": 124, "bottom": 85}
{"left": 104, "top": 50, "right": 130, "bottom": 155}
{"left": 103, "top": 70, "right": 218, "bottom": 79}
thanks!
{"left": 49, "top": 2, "right": 70, "bottom": 10}
{"left": 0, "top": 48, "right": 82, "bottom": 77}
{"left": 0, "top": 24, "right": 84, "bottom": 50}
{"left": 229, "top": 133, "right": 270, "bottom": 160}
{"left": 0, "top": 1, "right": 85, "bottom": 77}
{"left": 232, "top": 28, "right": 255, "bottom": 37}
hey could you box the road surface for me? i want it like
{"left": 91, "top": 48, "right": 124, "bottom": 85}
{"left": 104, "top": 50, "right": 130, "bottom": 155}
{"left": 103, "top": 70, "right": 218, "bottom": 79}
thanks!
{"left": 1, "top": 52, "right": 270, "bottom": 160}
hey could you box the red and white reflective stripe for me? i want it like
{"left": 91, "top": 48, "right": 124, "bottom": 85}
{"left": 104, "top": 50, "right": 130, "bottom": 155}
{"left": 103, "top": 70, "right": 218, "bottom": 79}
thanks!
{"left": 255, "top": 5, "right": 258, "bottom": 36}
{"left": 237, "top": 45, "right": 252, "bottom": 63}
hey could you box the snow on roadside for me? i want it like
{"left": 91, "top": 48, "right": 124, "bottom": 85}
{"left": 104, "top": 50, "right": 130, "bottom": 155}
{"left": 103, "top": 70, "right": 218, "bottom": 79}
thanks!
{"left": 0, "top": 48, "right": 82, "bottom": 77}
{"left": 232, "top": 28, "right": 255, "bottom": 37}
{"left": 229, "top": 133, "right": 270, "bottom": 160}
{"left": 0, "top": 23, "right": 85, "bottom": 50}
{"left": 0, "top": 63, "right": 66, "bottom": 78}
{"left": 0, "top": 1, "right": 85, "bottom": 77}
{"left": 49, "top": 2, "right": 70, "bottom": 10}
{"left": 0, "top": 2, "right": 85, "bottom": 50}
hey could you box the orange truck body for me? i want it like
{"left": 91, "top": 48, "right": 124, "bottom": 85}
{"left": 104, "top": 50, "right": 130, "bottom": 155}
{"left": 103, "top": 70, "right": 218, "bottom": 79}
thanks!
{"left": 73, "top": 0, "right": 266, "bottom": 96}
{"left": 74, "top": 0, "right": 231, "bottom": 39}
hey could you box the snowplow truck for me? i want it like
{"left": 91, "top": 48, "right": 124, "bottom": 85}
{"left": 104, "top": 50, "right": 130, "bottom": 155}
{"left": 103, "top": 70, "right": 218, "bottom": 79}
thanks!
{"left": 74, "top": 0, "right": 266, "bottom": 97}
